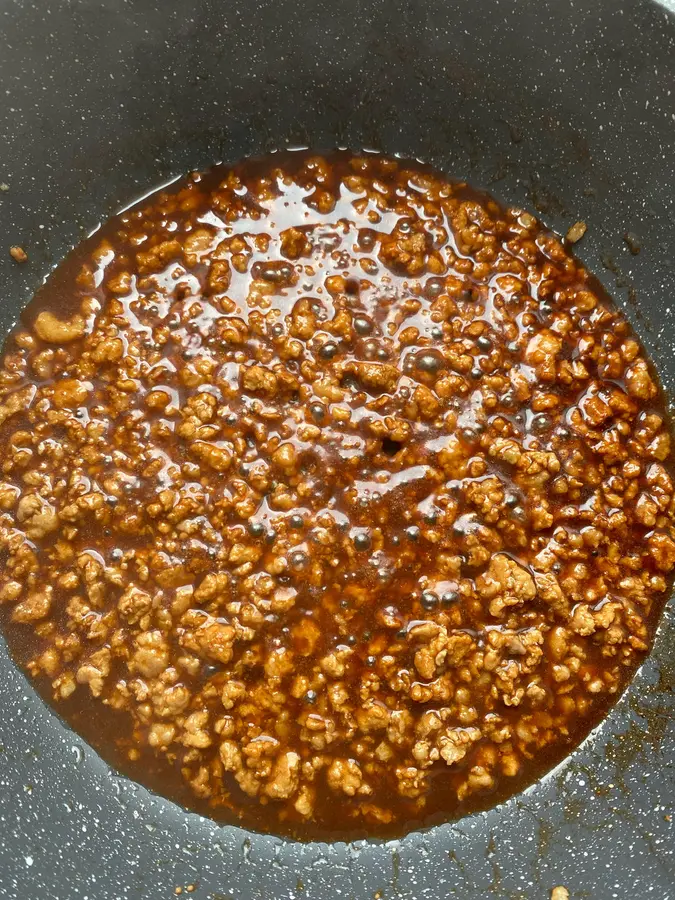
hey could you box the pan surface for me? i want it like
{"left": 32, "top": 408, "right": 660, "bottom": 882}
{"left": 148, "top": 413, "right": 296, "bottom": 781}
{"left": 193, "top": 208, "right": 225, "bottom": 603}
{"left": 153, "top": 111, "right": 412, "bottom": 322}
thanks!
{"left": 1, "top": 0, "right": 675, "bottom": 897}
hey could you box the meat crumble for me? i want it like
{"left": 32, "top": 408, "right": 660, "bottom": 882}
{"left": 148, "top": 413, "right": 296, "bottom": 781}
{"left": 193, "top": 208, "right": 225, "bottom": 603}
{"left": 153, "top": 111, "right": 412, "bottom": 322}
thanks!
{"left": 0, "top": 151, "right": 672, "bottom": 838}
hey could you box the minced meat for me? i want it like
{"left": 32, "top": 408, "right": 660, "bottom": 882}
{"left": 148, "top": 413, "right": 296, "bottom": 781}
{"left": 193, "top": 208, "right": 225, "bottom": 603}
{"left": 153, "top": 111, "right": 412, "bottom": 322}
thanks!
{"left": 0, "top": 151, "right": 672, "bottom": 838}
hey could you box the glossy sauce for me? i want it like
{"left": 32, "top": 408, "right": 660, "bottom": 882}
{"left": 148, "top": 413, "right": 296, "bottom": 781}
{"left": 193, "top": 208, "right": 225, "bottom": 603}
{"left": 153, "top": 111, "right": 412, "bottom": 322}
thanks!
{"left": 0, "top": 151, "right": 672, "bottom": 839}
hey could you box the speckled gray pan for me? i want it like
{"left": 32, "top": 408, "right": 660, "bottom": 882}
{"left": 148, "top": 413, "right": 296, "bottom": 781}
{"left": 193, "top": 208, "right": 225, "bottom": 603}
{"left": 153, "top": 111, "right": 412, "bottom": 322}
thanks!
{"left": 1, "top": 0, "right": 675, "bottom": 898}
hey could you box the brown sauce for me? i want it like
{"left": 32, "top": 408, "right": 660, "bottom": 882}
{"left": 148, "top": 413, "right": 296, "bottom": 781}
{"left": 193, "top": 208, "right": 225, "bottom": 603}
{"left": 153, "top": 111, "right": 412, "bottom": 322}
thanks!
{"left": 0, "top": 151, "right": 673, "bottom": 839}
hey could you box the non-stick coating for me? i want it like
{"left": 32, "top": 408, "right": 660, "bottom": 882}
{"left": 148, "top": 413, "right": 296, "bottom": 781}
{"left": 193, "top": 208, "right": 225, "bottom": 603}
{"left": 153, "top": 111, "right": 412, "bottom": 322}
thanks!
{"left": 1, "top": 1, "right": 675, "bottom": 898}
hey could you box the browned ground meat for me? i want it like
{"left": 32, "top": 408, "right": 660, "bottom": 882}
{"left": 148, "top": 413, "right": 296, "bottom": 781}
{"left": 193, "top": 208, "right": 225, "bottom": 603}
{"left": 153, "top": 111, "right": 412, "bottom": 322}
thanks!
{"left": 0, "top": 151, "right": 672, "bottom": 838}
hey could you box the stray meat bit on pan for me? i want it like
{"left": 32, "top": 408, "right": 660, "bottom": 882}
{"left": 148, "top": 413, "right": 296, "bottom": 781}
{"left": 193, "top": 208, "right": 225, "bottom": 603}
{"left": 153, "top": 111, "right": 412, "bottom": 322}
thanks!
{"left": 9, "top": 245, "right": 28, "bottom": 263}
{"left": 565, "top": 221, "right": 587, "bottom": 244}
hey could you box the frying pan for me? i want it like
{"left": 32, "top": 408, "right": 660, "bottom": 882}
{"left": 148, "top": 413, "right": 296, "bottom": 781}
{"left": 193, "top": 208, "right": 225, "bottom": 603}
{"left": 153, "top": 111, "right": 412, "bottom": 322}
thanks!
{"left": 1, "top": 0, "right": 675, "bottom": 897}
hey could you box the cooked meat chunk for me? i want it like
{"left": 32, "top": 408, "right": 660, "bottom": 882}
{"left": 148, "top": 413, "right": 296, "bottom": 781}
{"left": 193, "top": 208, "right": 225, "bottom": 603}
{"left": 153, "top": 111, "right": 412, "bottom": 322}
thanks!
{"left": 327, "top": 758, "right": 366, "bottom": 797}
{"left": 264, "top": 751, "right": 301, "bottom": 800}
{"left": 476, "top": 554, "right": 536, "bottom": 618}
